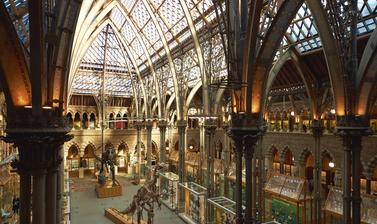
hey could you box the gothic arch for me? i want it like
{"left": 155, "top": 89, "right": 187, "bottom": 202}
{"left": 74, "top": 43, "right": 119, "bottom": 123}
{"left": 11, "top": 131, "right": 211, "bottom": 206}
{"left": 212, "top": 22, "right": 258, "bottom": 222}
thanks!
{"left": 266, "top": 145, "right": 279, "bottom": 160}
{"left": 298, "top": 148, "right": 313, "bottom": 166}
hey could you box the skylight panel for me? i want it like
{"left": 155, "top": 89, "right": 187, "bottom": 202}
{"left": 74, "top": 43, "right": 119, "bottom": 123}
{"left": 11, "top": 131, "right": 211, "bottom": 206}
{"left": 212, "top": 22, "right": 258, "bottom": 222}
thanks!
{"left": 121, "top": 21, "right": 136, "bottom": 42}
{"left": 130, "top": 1, "right": 150, "bottom": 29}
{"left": 120, "top": 0, "right": 137, "bottom": 11}
{"left": 143, "top": 20, "right": 161, "bottom": 44}
{"left": 158, "top": 0, "right": 184, "bottom": 29}
{"left": 110, "top": 7, "right": 126, "bottom": 29}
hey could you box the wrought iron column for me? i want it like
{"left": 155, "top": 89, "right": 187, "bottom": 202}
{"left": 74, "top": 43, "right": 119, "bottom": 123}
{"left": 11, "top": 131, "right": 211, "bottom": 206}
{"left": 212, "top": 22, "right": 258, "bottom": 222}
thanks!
{"left": 177, "top": 120, "right": 187, "bottom": 182}
{"left": 222, "top": 123, "right": 230, "bottom": 198}
{"left": 312, "top": 120, "right": 324, "bottom": 224}
{"left": 146, "top": 121, "right": 153, "bottom": 167}
{"left": 177, "top": 120, "right": 187, "bottom": 214}
{"left": 158, "top": 120, "right": 167, "bottom": 163}
{"left": 135, "top": 122, "right": 142, "bottom": 184}
{"left": 204, "top": 119, "right": 216, "bottom": 223}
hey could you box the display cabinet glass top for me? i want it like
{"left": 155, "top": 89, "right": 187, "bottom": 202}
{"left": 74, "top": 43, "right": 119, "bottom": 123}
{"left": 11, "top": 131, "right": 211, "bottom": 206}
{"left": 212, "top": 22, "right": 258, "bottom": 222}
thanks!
{"left": 179, "top": 182, "right": 207, "bottom": 195}
{"left": 325, "top": 187, "right": 377, "bottom": 223}
{"left": 208, "top": 196, "right": 236, "bottom": 215}
{"left": 159, "top": 171, "right": 179, "bottom": 181}
{"left": 265, "top": 174, "right": 305, "bottom": 200}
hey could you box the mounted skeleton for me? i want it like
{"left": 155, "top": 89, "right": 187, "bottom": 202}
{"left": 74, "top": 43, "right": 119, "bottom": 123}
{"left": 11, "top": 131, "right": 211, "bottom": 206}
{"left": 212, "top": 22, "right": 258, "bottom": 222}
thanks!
{"left": 94, "top": 146, "right": 119, "bottom": 186}
{"left": 122, "top": 163, "right": 166, "bottom": 224}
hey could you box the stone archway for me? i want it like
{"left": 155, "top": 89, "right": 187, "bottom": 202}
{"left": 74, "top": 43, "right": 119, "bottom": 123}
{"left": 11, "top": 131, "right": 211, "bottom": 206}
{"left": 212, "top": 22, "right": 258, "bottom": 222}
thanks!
{"left": 67, "top": 144, "right": 80, "bottom": 177}
{"left": 117, "top": 142, "right": 129, "bottom": 173}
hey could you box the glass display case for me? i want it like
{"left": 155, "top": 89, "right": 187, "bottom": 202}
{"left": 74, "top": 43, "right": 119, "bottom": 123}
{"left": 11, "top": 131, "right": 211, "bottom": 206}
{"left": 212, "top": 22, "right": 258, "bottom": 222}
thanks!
{"left": 324, "top": 187, "right": 377, "bottom": 224}
{"left": 178, "top": 182, "right": 207, "bottom": 224}
{"left": 207, "top": 196, "right": 236, "bottom": 224}
{"left": 159, "top": 171, "right": 179, "bottom": 210}
{"left": 264, "top": 174, "right": 313, "bottom": 224}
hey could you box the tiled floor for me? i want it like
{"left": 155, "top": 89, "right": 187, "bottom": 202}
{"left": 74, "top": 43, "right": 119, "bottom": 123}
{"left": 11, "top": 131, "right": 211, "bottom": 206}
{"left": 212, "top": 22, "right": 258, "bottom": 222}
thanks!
{"left": 70, "top": 176, "right": 184, "bottom": 224}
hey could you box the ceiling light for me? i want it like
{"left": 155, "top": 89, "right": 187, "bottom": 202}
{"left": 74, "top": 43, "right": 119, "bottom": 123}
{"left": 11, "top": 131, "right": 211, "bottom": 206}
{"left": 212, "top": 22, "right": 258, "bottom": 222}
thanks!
{"left": 330, "top": 109, "right": 336, "bottom": 114}
{"left": 329, "top": 161, "right": 335, "bottom": 168}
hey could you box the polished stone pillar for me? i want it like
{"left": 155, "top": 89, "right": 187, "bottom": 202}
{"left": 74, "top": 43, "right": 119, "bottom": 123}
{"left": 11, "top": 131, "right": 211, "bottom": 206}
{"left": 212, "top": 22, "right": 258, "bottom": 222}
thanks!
{"left": 146, "top": 121, "right": 153, "bottom": 166}
{"left": 46, "top": 168, "right": 58, "bottom": 224}
{"left": 351, "top": 134, "right": 362, "bottom": 224}
{"left": 312, "top": 120, "right": 324, "bottom": 224}
{"left": 366, "top": 173, "right": 372, "bottom": 194}
{"left": 337, "top": 120, "right": 368, "bottom": 224}
{"left": 56, "top": 145, "right": 64, "bottom": 224}
{"left": 158, "top": 121, "right": 167, "bottom": 163}
{"left": 342, "top": 135, "right": 352, "bottom": 224}
{"left": 19, "top": 171, "right": 31, "bottom": 224}
{"left": 244, "top": 134, "right": 259, "bottom": 224}
{"left": 233, "top": 139, "right": 243, "bottom": 224}
{"left": 33, "top": 170, "right": 47, "bottom": 224}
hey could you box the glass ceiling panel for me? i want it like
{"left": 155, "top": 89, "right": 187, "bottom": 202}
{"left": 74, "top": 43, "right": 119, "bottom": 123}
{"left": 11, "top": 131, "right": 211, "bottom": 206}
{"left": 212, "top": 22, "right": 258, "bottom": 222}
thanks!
{"left": 277, "top": 0, "right": 377, "bottom": 55}
{"left": 3, "top": 0, "right": 29, "bottom": 50}
{"left": 73, "top": 24, "right": 133, "bottom": 97}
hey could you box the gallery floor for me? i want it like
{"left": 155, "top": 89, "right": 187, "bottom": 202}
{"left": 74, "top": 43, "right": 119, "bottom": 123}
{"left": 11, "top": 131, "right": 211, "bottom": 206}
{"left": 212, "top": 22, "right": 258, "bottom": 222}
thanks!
{"left": 70, "top": 176, "right": 184, "bottom": 224}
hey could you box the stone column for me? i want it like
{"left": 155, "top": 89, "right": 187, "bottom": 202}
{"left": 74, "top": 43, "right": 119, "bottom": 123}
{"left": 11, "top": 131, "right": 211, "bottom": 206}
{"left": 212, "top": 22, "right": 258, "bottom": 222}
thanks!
{"left": 365, "top": 173, "right": 372, "bottom": 194}
{"left": 5, "top": 130, "right": 71, "bottom": 224}
{"left": 204, "top": 119, "right": 216, "bottom": 223}
{"left": 33, "top": 169, "right": 47, "bottom": 224}
{"left": 336, "top": 118, "right": 369, "bottom": 224}
{"left": 19, "top": 171, "right": 31, "bottom": 224}
{"left": 145, "top": 121, "right": 153, "bottom": 166}
{"left": 158, "top": 120, "right": 167, "bottom": 163}
{"left": 233, "top": 137, "right": 243, "bottom": 224}
{"left": 56, "top": 145, "right": 64, "bottom": 224}
{"left": 312, "top": 120, "right": 324, "bottom": 224}
{"left": 244, "top": 134, "right": 259, "bottom": 224}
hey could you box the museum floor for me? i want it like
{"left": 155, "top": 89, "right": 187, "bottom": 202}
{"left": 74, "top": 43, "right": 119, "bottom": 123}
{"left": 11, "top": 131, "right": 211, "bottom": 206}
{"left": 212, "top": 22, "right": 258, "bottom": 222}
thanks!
{"left": 70, "top": 176, "right": 184, "bottom": 224}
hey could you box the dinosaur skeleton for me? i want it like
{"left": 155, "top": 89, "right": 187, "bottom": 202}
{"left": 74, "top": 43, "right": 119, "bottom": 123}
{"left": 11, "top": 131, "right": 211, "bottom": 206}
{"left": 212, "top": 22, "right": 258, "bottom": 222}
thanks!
{"left": 122, "top": 163, "right": 166, "bottom": 224}
{"left": 94, "top": 147, "right": 119, "bottom": 186}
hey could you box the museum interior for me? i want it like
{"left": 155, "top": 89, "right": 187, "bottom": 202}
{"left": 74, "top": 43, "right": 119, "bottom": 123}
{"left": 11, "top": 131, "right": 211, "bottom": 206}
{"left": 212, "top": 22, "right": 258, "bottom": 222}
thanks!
{"left": 0, "top": 0, "right": 377, "bottom": 223}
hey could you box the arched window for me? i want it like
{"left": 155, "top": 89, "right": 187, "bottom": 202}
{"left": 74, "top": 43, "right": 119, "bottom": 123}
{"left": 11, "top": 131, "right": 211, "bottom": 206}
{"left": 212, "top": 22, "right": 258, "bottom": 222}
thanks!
{"left": 82, "top": 113, "right": 88, "bottom": 129}
{"left": 66, "top": 113, "right": 73, "bottom": 129}
{"left": 73, "top": 112, "right": 81, "bottom": 130}
{"left": 116, "top": 113, "right": 122, "bottom": 129}
{"left": 109, "top": 113, "right": 114, "bottom": 129}
{"left": 89, "top": 113, "right": 96, "bottom": 129}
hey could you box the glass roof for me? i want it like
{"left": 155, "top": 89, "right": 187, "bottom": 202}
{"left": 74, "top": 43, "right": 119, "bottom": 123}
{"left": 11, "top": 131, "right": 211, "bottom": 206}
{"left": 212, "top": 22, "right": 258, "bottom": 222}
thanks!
{"left": 1, "top": 0, "right": 376, "bottom": 97}
{"left": 109, "top": 0, "right": 217, "bottom": 72}
{"left": 3, "top": 0, "right": 29, "bottom": 49}
{"left": 71, "top": 24, "right": 134, "bottom": 97}
{"left": 278, "top": 1, "right": 377, "bottom": 55}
